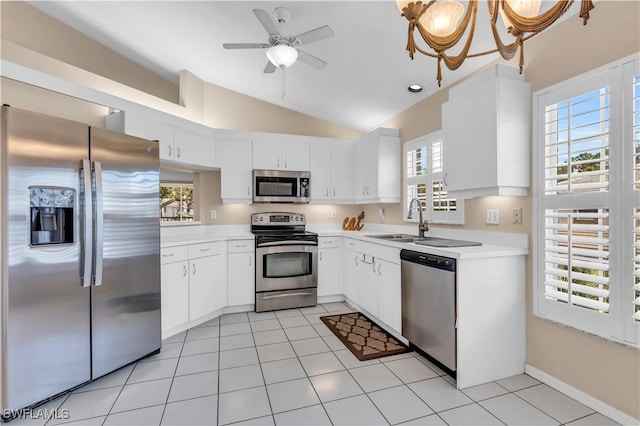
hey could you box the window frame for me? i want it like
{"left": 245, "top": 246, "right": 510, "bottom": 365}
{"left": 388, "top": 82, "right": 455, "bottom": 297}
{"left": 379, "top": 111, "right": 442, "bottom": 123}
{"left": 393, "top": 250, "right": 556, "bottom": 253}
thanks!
{"left": 160, "top": 182, "right": 196, "bottom": 223}
{"left": 403, "top": 131, "right": 464, "bottom": 225}
{"left": 533, "top": 54, "right": 640, "bottom": 348}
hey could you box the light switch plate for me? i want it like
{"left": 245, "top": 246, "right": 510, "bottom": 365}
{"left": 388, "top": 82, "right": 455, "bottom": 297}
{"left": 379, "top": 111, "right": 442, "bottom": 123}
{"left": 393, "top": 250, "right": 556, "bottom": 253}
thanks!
{"left": 513, "top": 207, "right": 523, "bottom": 224}
{"left": 486, "top": 209, "right": 500, "bottom": 225}
{"left": 210, "top": 209, "right": 217, "bottom": 220}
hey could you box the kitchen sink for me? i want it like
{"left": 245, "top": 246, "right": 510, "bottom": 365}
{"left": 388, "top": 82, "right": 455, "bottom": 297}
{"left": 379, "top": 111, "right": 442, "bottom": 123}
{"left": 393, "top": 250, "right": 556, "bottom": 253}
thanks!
{"left": 367, "top": 234, "right": 481, "bottom": 247}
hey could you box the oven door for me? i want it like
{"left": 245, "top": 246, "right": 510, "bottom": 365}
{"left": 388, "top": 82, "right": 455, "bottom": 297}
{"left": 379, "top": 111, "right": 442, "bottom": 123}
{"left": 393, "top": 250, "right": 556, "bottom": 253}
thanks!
{"left": 255, "top": 241, "right": 317, "bottom": 292}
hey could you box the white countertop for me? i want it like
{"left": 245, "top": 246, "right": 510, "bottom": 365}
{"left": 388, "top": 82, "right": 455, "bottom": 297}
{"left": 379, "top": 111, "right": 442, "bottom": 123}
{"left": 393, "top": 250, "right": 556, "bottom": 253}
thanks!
{"left": 161, "top": 223, "right": 529, "bottom": 259}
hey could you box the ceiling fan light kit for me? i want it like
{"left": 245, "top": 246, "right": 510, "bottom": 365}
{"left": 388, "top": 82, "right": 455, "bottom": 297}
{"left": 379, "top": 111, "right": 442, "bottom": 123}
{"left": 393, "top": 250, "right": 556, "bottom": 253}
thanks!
{"left": 397, "top": 0, "right": 595, "bottom": 86}
{"left": 223, "top": 8, "right": 335, "bottom": 98}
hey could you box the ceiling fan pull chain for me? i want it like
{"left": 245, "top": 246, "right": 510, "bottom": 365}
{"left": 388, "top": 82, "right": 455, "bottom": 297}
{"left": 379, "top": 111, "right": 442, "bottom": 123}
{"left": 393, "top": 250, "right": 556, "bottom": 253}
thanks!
{"left": 281, "top": 66, "right": 286, "bottom": 99}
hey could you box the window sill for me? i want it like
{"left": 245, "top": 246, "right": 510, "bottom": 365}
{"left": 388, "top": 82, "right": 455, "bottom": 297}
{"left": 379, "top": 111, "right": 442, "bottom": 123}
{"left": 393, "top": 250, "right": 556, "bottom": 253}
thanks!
{"left": 161, "top": 221, "right": 202, "bottom": 227}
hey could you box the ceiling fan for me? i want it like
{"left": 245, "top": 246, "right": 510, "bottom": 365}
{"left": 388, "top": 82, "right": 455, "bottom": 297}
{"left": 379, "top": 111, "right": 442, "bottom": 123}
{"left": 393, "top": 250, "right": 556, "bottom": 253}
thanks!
{"left": 222, "top": 8, "right": 335, "bottom": 74}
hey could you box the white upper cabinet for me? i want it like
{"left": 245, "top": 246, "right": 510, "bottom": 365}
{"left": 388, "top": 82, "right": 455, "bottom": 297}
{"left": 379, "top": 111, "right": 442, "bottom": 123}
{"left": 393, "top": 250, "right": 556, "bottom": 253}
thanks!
{"left": 105, "top": 109, "right": 173, "bottom": 158}
{"left": 253, "top": 138, "right": 309, "bottom": 171}
{"left": 310, "top": 141, "right": 354, "bottom": 203}
{"left": 105, "top": 109, "right": 216, "bottom": 168}
{"left": 218, "top": 136, "right": 253, "bottom": 204}
{"left": 353, "top": 128, "right": 400, "bottom": 203}
{"left": 173, "top": 125, "right": 215, "bottom": 168}
{"left": 442, "top": 65, "right": 530, "bottom": 199}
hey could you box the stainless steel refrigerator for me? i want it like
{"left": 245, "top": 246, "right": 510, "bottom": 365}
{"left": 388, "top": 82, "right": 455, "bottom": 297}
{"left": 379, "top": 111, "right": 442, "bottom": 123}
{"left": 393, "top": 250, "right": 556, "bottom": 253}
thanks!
{"left": 1, "top": 106, "right": 161, "bottom": 413}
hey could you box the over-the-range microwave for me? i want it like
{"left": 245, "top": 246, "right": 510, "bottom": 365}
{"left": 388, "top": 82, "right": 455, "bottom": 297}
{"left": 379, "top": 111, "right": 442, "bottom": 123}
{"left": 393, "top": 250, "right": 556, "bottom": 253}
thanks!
{"left": 253, "top": 169, "right": 310, "bottom": 204}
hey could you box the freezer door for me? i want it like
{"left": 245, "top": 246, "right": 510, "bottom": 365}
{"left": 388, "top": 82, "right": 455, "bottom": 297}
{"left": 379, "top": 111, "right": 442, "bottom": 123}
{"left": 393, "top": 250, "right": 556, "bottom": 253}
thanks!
{"left": 1, "top": 107, "right": 91, "bottom": 410}
{"left": 89, "top": 127, "right": 161, "bottom": 378}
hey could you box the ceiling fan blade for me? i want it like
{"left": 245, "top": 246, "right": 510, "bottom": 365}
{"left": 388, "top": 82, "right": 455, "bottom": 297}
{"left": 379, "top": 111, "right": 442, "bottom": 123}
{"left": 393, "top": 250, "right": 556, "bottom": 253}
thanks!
{"left": 294, "top": 25, "right": 335, "bottom": 45}
{"left": 263, "top": 61, "right": 277, "bottom": 74}
{"left": 297, "top": 50, "right": 327, "bottom": 70}
{"left": 223, "top": 43, "right": 270, "bottom": 49}
{"left": 253, "top": 9, "right": 281, "bottom": 37}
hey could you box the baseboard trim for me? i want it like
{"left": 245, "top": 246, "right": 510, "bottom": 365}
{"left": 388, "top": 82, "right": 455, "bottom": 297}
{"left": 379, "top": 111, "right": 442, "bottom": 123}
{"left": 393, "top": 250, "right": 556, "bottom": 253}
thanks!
{"left": 525, "top": 364, "right": 638, "bottom": 425}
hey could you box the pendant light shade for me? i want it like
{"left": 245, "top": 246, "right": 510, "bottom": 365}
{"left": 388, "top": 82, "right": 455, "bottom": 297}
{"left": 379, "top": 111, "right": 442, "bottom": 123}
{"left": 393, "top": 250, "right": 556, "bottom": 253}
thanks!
{"left": 420, "top": 0, "right": 464, "bottom": 37}
{"left": 266, "top": 44, "right": 298, "bottom": 68}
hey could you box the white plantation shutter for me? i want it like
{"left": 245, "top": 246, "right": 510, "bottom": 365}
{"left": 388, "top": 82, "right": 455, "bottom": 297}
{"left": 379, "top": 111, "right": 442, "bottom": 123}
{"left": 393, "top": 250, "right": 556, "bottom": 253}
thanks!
{"left": 632, "top": 74, "right": 640, "bottom": 323}
{"left": 404, "top": 133, "right": 464, "bottom": 224}
{"left": 536, "top": 57, "right": 640, "bottom": 347}
{"left": 543, "top": 209, "right": 610, "bottom": 313}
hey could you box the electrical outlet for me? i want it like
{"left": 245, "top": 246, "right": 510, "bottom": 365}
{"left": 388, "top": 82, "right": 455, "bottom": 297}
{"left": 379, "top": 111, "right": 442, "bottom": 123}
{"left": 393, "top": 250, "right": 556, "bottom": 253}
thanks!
{"left": 210, "top": 209, "right": 217, "bottom": 220}
{"left": 513, "top": 207, "right": 523, "bottom": 225}
{"left": 330, "top": 211, "right": 337, "bottom": 219}
{"left": 486, "top": 209, "right": 500, "bottom": 225}
{"left": 379, "top": 208, "right": 385, "bottom": 219}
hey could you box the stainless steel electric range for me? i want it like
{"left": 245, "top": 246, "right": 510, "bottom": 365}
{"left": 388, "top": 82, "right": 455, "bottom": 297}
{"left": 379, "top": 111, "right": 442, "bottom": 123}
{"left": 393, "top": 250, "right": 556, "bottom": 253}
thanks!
{"left": 251, "top": 212, "right": 318, "bottom": 312}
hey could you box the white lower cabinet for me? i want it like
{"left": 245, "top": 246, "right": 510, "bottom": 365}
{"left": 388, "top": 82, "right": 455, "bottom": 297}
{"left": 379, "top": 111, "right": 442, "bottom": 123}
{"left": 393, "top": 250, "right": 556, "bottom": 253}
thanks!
{"left": 375, "top": 258, "right": 401, "bottom": 333}
{"left": 342, "top": 238, "right": 401, "bottom": 334}
{"left": 227, "top": 239, "right": 255, "bottom": 306}
{"left": 318, "top": 237, "right": 343, "bottom": 297}
{"left": 160, "top": 259, "right": 189, "bottom": 332}
{"left": 160, "top": 241, "right": 227, "bottom": 333}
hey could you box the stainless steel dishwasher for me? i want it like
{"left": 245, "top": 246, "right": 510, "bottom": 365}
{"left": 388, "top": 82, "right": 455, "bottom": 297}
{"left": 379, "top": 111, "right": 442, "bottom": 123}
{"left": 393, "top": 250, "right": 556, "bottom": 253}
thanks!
{"left": 400, "top": 249, "right": 457, "bottom": 372}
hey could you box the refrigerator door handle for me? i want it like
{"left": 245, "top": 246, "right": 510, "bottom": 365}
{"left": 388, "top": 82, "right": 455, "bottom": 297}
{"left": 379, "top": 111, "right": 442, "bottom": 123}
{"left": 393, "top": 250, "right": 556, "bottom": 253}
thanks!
{"left": 81, "top": 159, "right": 93, "bottom": 287}
{"left": 93, "top": 161, "right": 104, "bottom": 286}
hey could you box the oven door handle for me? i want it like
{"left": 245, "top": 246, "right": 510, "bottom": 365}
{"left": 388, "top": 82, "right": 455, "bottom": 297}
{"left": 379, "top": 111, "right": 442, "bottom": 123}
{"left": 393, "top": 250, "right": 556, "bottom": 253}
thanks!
{"left": 260, "top": 291, "right": 316, "bottom": 299}
{"left": 257, "top": 241, "right": 318, "bottom": 248}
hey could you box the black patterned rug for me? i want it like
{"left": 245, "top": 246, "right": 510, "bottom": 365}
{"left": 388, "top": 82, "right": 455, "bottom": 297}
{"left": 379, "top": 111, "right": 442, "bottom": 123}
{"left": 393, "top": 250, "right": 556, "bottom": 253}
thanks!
{"left": 320, "top": 312, "right": 409, "bottom": 361}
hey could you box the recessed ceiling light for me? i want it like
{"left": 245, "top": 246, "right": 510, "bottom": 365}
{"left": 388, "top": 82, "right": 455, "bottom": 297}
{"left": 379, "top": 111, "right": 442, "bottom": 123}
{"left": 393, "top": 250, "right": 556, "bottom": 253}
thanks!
{"left": 408, "top": 84, "right": 423, "bottom": 93}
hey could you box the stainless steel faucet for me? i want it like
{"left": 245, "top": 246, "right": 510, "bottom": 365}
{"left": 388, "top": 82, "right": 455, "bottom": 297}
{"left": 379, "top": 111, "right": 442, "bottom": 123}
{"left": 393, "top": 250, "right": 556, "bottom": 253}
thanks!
{"left": 407, "top": 197, "right": 429, "bottom": 238}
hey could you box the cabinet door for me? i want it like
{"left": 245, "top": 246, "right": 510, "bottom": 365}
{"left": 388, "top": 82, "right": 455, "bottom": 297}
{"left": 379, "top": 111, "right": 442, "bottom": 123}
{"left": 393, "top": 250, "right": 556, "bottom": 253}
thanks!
{"left": 281, "top": 141, "right": 309, "bottom": 171}
{"left": 318, "top": 248, "right": 343, "bottom": 297}
{"left": 343, "top": 249, "right": 360, "bottom": 303}
{"left": 107, "top": 110, "right": 174, "bottom": 160}
{"left": 227, "top": 253, "right": 255, "bottom": 306}
{"left": 331, "top": 143, "right": 354, "bottom": 202}
{"left": 358, "top": 256, "right": 378, "bottom": 317}
{"left": 376, "top": 259, "right": 401, "bottom": 333}
{"left": 219, "top": 137, "right": 253, "bottom": 203}
{"left": 173, "top": 126, "right": 214, "bottom": 167}
{"left": 252, "top": 140, "right": 281, "bottom": 170}
{"left": 310, "top": 143, "right": 331, "bottom": 202}
{"left": 442, "top": 79, "right": 497, "bottom": 193}
{"left": 189, "top": 254, "right": 227, "bottom": 321}
{"left": 160, "top": 261, "right": 189, "bottom": 332}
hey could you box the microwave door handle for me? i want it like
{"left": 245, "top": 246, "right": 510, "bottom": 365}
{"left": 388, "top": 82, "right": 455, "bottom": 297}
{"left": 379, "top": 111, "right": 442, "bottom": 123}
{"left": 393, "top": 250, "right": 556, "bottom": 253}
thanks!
{"left": 93, "top": 161, "right": 104, "bottom": 286}
{"left": 258, "top": 240, "right": 317, "bottom": 248}
{"left": 81, "top": 159, "right": 93, "bottom": 287}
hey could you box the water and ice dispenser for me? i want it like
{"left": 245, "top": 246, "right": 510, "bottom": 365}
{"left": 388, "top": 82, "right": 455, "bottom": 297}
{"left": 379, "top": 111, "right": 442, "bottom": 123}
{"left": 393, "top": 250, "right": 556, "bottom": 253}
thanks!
{"left": 30, "top": 187, "right": 75, "bottom": 246}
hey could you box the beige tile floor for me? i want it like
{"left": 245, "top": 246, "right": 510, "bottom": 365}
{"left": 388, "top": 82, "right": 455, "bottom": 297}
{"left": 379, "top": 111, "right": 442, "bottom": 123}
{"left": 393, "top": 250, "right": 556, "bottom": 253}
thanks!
{"left": 12, "top": 303, "right": 620, "bottom": 426}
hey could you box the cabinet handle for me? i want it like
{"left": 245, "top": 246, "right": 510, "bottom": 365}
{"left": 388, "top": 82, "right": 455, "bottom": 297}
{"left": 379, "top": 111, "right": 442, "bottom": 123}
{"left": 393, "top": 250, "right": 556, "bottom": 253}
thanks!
{"left": 284, "top": 158, "right": 287, "bottom": 168}
{"left": 326, "top": 188, "right": 329, "bottom": 197}
{"left": 192, "top": 264, "right": 196, "bottom": 275}
{"left": 277, "top": 158, "right": 280, "bottom": 168}
{"left": 377, "top": 263, "right": 382, "bottom": 275}
{"left": 249, "top": 256, "right": 252, "bottom": 266}
{"left": 168, "top": 145, "right": 172, "bottom": 157}
{"left": 333, "top": 188, "right": 336, "bottom": 197}
{"left": 162, "top": 253, "right": 175, "bottom": 257}
{"left": 354, "top": 256, "right": 359, "bottom": 266}
{"left": 200, "top": 248, "right": 210, "bottom": 252}
{"left": 182, "top": 265, "right": 187, "bottom": 277}
{"left": 319, "top": 251, "right": 323, "bottom": 261}
{"left": 366, "top": 186, "right": 370, "bottom": 196}
{"left": 236, "top": 244, "right": 247, "bottom": 248}
{"left": 247, "top": 186, "right": 250, "bottom": 196}
{"left": 362, "top": 187, "right": 366, "bottom": 196}
{"left": 176, "top": 147, "right": 181, "bottom": 158}
{"left": 443, "top": 172, "right": 448, "bottom": 186}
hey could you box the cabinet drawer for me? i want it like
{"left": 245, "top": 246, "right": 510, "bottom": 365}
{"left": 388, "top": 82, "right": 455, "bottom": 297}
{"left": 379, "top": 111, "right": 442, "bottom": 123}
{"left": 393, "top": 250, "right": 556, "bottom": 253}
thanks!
{"left": 161, "top": 245, "right": 189, "bottom": 264}
{"left": 227, "top": 239, "right": 254, "bottom": 253}
{"left": 189, "top": 241, "right": 225, "bottom": 259}
{"left": 319, "top": 237, "right": 342, "bottom": 249}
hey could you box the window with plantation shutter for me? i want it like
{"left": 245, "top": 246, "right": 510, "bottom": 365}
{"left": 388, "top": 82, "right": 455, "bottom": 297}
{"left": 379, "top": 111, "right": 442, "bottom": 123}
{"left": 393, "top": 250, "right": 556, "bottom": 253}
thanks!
{"left": 404, "top": 132, "right": 464, "bottom": 225}
{"left": 632, "top": 74, "right": 640, "bottom": 323}
{"left": 535, "top": 56, "right": 640, "bottom": 348}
